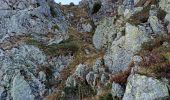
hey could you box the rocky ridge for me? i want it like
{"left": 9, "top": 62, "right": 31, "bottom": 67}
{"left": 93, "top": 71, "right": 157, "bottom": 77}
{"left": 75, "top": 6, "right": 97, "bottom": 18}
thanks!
{"left": 0, "top": 0, "right": 170, "bottom": 100}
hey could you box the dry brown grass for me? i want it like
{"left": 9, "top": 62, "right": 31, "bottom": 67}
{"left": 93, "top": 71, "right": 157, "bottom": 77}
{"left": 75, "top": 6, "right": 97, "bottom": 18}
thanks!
{"left": 45, "top": 26, "right": 104, "bottom": 99}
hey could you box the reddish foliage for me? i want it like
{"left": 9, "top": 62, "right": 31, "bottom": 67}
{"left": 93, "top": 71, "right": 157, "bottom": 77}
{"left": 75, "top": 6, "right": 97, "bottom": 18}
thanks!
{"left": 110, "top": 67, "right": 132, "bottom": 85}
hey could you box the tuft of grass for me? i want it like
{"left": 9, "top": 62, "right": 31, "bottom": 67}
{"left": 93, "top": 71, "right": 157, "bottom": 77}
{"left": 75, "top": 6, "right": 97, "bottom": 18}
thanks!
{"left": 99, "top": 93, "right": 113, "bottom": 100}
{"left": 52, "top": 24, "right": 60, "bottom": 30}
{"left": 26, "top": 37, "right": 80, "bottom": 56}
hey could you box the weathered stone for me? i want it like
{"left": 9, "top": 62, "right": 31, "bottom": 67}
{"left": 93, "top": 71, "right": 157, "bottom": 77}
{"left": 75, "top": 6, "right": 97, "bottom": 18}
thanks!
{"left": 104, "top": 23, "right": 149, "bottom": 74}
{"left": 74, "top": 64, "right": 88, "bottom": 78}
{"left": 39, "top": 71, "right": 46, "bottom": 82}
{"left": 100, "top": 73, "right": 109, "bottom": 85}
{"left": 159, "top": 0, "right": 170, "bottom": 14}
{"left": 86, "top": 71, "right": 95, "bottom": 86}
{"left": 92, "top": 58, "right": 104, "bottom": 73}
{"left": 165, "top": 14, "right": 170, "bottom": 23}
{"left": 123, "top": 74, "right": 169, "bottom": 100}
{"left": 111, "top": 82, "right": 124, "bottom": 99}
{"left": 0, "top": 86, "right": 5, "bottom": 99}
{"left": 11, "top": 74, "right": 34, "bottom": 100}
{"left": 118, "top": 5, "right": 124, "bottom": 16}
{"left": 93, "top": 17, "right": 117, "bottom": 49}
{"left": 148, "top": 16, "right": 165, "bottom": 34}
{"left": 0, "top": 0, "right": 68, "bottom": 44}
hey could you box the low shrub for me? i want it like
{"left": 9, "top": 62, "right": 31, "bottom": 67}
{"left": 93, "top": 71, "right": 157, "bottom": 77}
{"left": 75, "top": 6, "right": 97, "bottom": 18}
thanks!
{"left": 137, "top": 35, "right": 170, "bottom": 82}
{"left": 110, "top": 66, "right": 132, "bottom": 85}
{"left": 99, "top": 93, "right": 113, "bottom": 100}
{"left": 26, "top": 37, "right": 80, "bottom": 56}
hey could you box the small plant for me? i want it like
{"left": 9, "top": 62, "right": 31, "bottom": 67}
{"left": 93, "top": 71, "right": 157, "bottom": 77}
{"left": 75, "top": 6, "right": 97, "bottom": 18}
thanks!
{"left": 52, "top": 24, "right": 60, "bottom": 30}
{"left": 99, "top": 93, "right": 113, "bottom": 100}
{"left": 69, "top": 2, "right": 75, "bottom": 6}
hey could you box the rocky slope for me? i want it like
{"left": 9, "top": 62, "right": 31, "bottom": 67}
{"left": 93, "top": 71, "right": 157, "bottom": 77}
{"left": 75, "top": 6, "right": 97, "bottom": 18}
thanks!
{"left": 0, "top": 0, "right": 170, "bottom": 100}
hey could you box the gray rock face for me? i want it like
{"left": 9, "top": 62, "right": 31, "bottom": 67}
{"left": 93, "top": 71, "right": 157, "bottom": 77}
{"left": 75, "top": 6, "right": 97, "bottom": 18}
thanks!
{"left": 0, "top": 45, "right": 47, "bottom": 99}
{"left": 0, "top": 86, "right": 5, "bottom": 99}
{"left": 86, "top": 71, "right": 96, "bottom": 87}
{"left": 92, "top": 58, "right": 104, "bottom": 73}
{"left": 81, "top": 23, "right": 93, "bottom": 32}
{"left": 165, "top": 14, "right": 170, "bottom": 33}
{"left": 123, "top": 74, "right": 169, "bottom": 100}
{"left": 81, "top": 0, "right": 118, "bottom": 23}
{"left": 104, "top": 23, "right": 149, "bottom": 74}
{"left": 159, "top": 0, "right": 170, "bottom": 14}
{"left": 93, "top": 17, "right": 117, "bottom": 50}
{"left": 11, "top": 74, "right": 34, "bottom": 100}
{"left": 74, "top": 64, "right": 88, "bottom": 78}
{"left": 0, "top": 0, "right": 68, "bottom": 44}
{"left": 100, "top": 73, "right": 109, "bottom": 85}
{"left": 111, "top": 82, "right": 124, "bottom": 99}
{"left": 148, "top": 16, "right": 165, "bottom": 34}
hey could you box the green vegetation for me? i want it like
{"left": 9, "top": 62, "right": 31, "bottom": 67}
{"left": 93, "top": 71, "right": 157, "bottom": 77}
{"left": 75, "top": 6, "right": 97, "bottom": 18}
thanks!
{"left": 99, "top": 93, "right": 113, "bottom": 100}
{"left": 26, "top": 37, "right": 80, "bottom": 56}
{"left": 52, "top": 24, "right": 60, "bottom": 30}
{"left": 69, "top": 2, "right": 75, "bottom": 6}
{"left": 62, "top": 79, "right": 96, "bottom": 100}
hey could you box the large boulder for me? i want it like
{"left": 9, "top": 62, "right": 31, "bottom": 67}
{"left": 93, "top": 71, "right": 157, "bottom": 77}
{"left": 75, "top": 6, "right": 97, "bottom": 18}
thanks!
{"left": 0, "top": 45, "right": 47, "bottom": 99}
{"left": 123, "top": 74, "right": 169, "bottom": 100}
{"left": 93, "top": 17, "right": 117, "bottom": 50}
{"left": 104, "top": 23, "right": 149, "bottom": 74}
{"left": 11, "top": 74, "right": 34, "bottom": 100}
{"left": 148, "top": 16, "right": 166, "bottom": 34}
{"left": 0, "top": 0, "right": 68, "bottom": 44}
{"left": 159, "top": 0, "right": 170, "bottom": 14}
